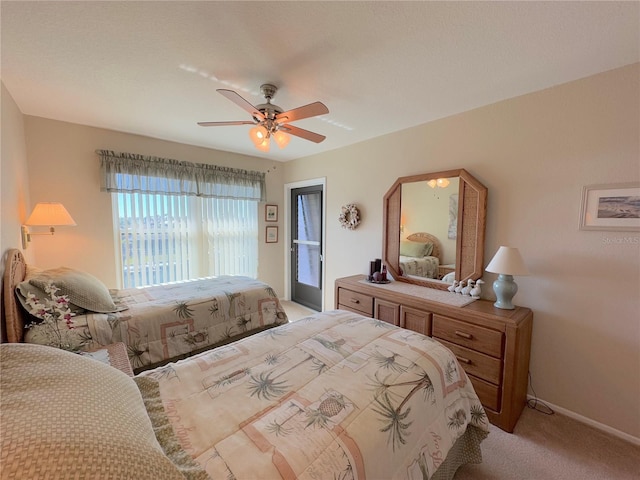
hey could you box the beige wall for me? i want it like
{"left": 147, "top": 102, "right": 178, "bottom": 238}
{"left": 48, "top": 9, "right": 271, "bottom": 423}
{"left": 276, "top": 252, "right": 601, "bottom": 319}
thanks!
{"left": 1, "top": 83, "right": 32, "bottom": 342}
{"left": 1, "top": 84, "right": 32, "bottom": 260}
{"left": 283, "top": 64, "right": 640, "bottom": 440}
{"left": 2, "top": 113, "right": 286, "bottom": 295}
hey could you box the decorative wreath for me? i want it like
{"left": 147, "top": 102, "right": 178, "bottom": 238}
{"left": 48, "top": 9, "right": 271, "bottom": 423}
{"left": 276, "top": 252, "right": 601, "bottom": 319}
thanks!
{"left": 339, "top": 203, "right": 360, "bottom": 230}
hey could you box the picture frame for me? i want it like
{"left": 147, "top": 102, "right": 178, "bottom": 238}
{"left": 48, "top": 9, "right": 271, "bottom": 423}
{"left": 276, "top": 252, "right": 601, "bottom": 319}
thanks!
{"left": 265, "top": 204, "right": 278, "bottom": 222}
{"left": 579, "top": 183, "right": 640, "bottom": 231}
{"left": 266, "top": 226, "right": 278, "bottom": 243}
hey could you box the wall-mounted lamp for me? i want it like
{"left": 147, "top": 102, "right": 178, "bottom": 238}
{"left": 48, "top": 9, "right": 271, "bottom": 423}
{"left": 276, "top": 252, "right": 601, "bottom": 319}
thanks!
{"left": 21, "top": 202, "right": 77, "bottom": 249}
{"left": 485, "top": 246, "right": 529, "bottom": 309}
{"left": 427, "top": 178, "right": 451, "bottom": 188}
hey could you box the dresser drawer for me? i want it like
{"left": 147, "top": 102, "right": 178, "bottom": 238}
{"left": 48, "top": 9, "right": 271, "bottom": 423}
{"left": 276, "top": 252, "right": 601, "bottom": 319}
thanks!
{"left": 467, "top": 374, "right": 501, "bottom": 412}
{"left": 433, "top": 315, "right": 504, "bottom": 358}
{"left": 337, "top": 288, "right": 374, "bottom": 316}
{"left": 438, "top": 339, "right": 502, "bottom": 385}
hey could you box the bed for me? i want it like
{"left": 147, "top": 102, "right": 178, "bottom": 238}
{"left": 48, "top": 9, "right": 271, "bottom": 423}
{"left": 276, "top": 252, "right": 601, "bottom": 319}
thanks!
{"left": 399, "top": 233, "right": 442, "bottom": 279}
{"left": 2, "top": 248, "right": 288, "bottom": 371}
{"left": 0, "top": 309, "right": 488, "bottom": 479}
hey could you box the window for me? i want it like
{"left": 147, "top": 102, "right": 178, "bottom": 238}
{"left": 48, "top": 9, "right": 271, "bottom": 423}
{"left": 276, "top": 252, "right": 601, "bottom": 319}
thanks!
{"left": 113, "top": 192, "right": 258, "bottom": 288}
{"left": 98, "top": 150, "right": 265, "bottom": 289}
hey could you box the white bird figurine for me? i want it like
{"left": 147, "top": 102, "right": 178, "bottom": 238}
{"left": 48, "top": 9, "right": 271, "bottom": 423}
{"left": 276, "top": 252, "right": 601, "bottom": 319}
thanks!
{"left": 470, "top": 279, "right": 484, "bottom": 298}
{"left": 454, "top": 281, "right": 465, "bottom": 294}
{"left": 448, "top": 280, "right": 458, "bottom": 293}
{"left": 461, "top": 280, "right": 475, "bottom": 296}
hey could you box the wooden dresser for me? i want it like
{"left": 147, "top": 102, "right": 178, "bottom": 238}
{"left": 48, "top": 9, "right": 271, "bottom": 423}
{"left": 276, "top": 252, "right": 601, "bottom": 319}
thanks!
{"left": 335, "top": 275, "right": 533, "bottom": 432}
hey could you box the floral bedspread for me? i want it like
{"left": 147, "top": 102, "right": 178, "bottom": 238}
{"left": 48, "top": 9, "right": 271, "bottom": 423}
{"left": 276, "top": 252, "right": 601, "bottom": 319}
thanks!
{"left": 400, "top": 255, "right": 440, "bottom": 279}
{"left": 136, "top": 310, "right": 488, "bottom": 479}
{"left": 25, "top": 276, "right": 288, "bottom": 369}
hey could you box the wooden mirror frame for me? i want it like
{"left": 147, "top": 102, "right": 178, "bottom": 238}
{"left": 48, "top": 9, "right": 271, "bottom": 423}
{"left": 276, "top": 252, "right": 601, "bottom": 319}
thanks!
{"left": 383, "top": 168, "right": 488, "bottom": 290}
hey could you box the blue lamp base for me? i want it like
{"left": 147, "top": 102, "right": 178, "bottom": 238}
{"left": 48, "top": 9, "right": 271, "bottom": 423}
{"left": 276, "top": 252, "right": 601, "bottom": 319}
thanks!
{"left": 493, "top": 274, "right": 518, "bottom": 309}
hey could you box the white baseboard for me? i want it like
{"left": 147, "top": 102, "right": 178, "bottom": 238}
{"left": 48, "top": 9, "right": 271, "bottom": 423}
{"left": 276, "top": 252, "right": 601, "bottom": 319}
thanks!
{"left": 527, "top": 395, "right": 640, "bottom": 446}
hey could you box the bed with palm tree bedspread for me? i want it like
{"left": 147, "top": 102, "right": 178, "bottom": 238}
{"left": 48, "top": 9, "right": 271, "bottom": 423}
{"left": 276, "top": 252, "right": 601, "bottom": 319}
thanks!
{"left": 3, "top": 248, "right": 288, "bottom": 371}
{"left": 1, "top": 310, "right": 488, "bottom": 479}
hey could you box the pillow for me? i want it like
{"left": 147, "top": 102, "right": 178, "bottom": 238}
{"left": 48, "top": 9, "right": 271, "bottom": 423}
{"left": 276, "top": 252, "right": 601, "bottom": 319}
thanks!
{"left": 0, "top": 343, "right": 187, "bottom": 479}
{"left": 29, "top": 267, "right": 123, "bottom": 313}
{"left": 400, "top": 240, "right": 434, "bottom": 257}
{"left": 17, "top": 280, "right": 87, "bottom": 317}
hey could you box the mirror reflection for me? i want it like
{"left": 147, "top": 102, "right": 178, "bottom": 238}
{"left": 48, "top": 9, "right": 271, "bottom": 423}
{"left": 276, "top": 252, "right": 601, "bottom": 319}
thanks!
{"left": 399, "top": 177, "right": 459, "bottom": 283}
{"left": 382, "top": 168, "right": 487, "bottom": 291}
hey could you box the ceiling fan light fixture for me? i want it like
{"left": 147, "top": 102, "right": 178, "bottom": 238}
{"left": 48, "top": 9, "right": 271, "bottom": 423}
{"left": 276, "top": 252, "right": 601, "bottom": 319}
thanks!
{"left": 273, "top": 130, "right": 291, "bottom": 149}
{"left": 255, "top": 138, "right": 270, "bottom": 152}
{"left": 427, "top": 179, "right": 437, "bottom": 188}
{"left": 249, "top": 125, "right": 269, "bottom": 147}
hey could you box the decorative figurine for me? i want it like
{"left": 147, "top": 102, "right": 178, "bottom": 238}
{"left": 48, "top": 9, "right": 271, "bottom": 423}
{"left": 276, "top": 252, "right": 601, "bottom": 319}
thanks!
{"left": 470, "top": 279, "right": 484, "bottom": 298}
{"left": 448, "top": 280, "right": 458, "bottom": 293}
{"left": 454, "top": 281, "right": 465, "bottom": 294}
{"left": 462, "top": 279, "right": 475, "bottom": 296}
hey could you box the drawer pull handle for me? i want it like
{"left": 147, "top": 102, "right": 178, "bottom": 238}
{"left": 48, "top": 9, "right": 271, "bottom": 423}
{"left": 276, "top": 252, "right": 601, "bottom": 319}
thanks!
{"left": 350, "top": 298, "right": 360, "bottom": 304}
{"left": 456, "top": 355, "right": 472, "bottom": 365}
{"left": 455, "top": 331, "right": 473, "bottom": 340}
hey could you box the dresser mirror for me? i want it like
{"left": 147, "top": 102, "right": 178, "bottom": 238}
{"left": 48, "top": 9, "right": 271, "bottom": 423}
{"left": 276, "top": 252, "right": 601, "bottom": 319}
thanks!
{"left": 383, "top": 168, "right": 487, "bottom": 290}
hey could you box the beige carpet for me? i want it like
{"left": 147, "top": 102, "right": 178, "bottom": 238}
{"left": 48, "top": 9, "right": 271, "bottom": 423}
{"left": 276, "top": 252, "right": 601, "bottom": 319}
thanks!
{"left": 456, "top": 406, "right": 639, "bottom": 479}
{"left": 280, "top": 300, "right": 317, "bottom": 321}
{"left": 280, "top": 301, "right": 640, "bottom": 478}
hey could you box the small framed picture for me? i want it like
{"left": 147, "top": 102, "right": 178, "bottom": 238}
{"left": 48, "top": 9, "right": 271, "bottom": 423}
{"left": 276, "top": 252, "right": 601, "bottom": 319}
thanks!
{"left": 265, "top": 204, "right": 278, "bottom": 222}
{"left": 266, "top": 226, "right": 278, "bottom": 243}
{"left": 580, "top": 183, "right": 640, "bottom": 231}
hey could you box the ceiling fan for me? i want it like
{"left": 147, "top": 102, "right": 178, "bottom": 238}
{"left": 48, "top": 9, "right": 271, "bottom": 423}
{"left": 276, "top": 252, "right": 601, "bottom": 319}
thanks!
{"left": 198, "top": 84, "right": 329, "bottom": 152}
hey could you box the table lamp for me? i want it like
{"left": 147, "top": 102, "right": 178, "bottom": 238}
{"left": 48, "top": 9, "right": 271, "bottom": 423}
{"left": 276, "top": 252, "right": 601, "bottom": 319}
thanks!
{"left": 485, "top": 246, "right": 529, "bottom": 309}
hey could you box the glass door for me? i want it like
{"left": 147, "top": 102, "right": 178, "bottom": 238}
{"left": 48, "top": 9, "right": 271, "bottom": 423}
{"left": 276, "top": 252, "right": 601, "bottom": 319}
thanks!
{"left": 290, "top": 185, "right": 323, "bottom": 311}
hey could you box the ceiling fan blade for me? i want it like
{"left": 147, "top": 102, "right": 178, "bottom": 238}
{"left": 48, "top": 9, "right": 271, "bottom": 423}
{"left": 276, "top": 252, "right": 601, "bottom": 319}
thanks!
{"left": 198, "top": 120, "right": 256, "bottom": 127}
{"left": 280, "top": 124, "right": 326, "bottom": 143}
{"left": 276, "top": 101, "right": 329, "bottom": 123}
{"left": 217, "top": 89, "right": 265, "bottom": 121}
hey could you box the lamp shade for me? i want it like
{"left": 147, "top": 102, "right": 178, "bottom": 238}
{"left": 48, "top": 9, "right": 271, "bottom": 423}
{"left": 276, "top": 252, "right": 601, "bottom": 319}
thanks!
{"left": 25, "top": 203, "right": 76, "bottom": 226}
{"left": 485, "top": 246, "right": 529, "bottom": 276}
{"left": 249, "top": 125, "right": 269, "bottom": 146}
{"left": 273, "top": 130, "right": 291, "bottom": 149}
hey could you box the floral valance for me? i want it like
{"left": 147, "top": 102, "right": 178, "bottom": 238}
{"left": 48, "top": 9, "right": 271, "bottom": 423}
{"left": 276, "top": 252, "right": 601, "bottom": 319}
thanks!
{"left": 97, "top": 150, "right": 265, "bottom": 202}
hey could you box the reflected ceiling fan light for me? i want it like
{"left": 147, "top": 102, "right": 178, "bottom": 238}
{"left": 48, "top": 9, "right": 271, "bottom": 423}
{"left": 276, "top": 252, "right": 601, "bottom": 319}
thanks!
{"left": 249, "top": 125, "right": 269, "bottom": 147}
{"left": 273, "top": 130, "right": 291, "bottom": 149}
{"left": 436, "top": 178, "right": 450, "bottom": 188}
{"left": 427, "top": 179, "right": 437, "bottom": 188}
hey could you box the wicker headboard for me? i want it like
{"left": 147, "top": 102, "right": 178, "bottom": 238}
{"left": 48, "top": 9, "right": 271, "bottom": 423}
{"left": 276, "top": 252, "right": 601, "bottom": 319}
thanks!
{"left": 3, "top": 249, "right": 27, "bottom": 342}
{"left": 405, "top": 232, "right": 442, "bottom": 261}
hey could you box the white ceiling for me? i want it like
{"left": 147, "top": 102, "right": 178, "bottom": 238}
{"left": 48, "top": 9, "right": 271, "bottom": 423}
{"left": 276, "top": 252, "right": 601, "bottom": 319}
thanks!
{"left": 2, "top": 1, "right": 638, "bottom": 162}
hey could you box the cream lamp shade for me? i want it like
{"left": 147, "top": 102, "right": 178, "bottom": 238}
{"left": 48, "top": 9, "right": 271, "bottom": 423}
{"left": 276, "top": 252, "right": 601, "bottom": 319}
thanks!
{"left": 22, "top": 202, "right": 76, "bottom": 249}
{"left": 25, "top": 203, "right": 77, "bottom": 226}
{"left": 485, "top": 246, "right": 529, "bottom": 276}
{"left": 485, "top": 246, "right": 529, "bottom": 309}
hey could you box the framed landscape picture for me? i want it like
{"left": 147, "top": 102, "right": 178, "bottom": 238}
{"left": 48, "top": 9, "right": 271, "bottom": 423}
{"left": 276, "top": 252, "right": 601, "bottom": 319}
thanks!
{"left": 266, "top": 226, "right": 278, "bottom": 243}
{"left": 580, "top": 183, "right": 640, "bottom": 231}
{"left": 265, "top": 205, "right": 278, "bottom": 222}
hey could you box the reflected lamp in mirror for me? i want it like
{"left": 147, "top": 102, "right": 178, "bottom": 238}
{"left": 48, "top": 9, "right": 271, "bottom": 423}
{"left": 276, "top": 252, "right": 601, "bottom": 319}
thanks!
{"left": 485, "top": 246, "right": 529, "bottom": 309}
{"left": 21, "top": 202, "right": 77, "bottom": 249}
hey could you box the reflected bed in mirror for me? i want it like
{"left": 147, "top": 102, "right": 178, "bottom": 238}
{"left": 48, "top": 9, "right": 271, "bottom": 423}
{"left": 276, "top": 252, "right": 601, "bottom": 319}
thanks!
{"left": 383, "top": 169, "right": 487, "bottom": 291}
{"left": 398, "top": 232, "right": 443, "bottom": 281}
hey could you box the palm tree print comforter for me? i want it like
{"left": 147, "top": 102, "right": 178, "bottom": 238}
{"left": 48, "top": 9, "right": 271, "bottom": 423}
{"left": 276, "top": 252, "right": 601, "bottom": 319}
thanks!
{"left": 136, "top": 310, "right": 489, "bottom": 479}
{"left": 25, "top": 276, "right": 288, "bottom": 370}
